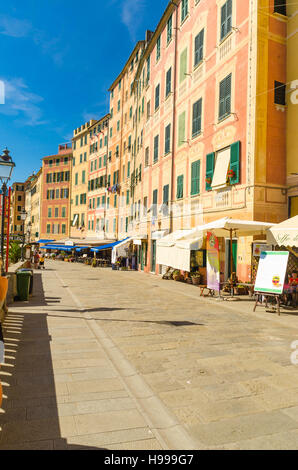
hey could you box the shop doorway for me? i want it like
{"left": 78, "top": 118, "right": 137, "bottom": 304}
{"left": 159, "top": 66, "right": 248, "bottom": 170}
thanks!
{"left": 151, "top": 240, "right": 156, "bottom": 273}
{"left": 225, "top": 239, "right": 238, "bottom": 279}
{"left": 141, "top": 242, "right": 147, "bottom": 271}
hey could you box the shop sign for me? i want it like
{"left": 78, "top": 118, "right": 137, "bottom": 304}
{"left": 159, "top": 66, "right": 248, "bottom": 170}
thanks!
{"left": 253, "top": 243, "right": 272, "bottom": 257}
{"left": 207, "top": 232, "right": 220, "bottom": 291}
{"left": 254, "top": 251, "right": 289, "bottom": 295}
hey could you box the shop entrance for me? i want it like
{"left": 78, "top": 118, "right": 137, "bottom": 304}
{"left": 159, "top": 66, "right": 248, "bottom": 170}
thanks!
{"left": 151, "top": 240, "right": 156, "bottom": 273}
{"left": 225, "top": 239, "right": 238, "bottom": 279}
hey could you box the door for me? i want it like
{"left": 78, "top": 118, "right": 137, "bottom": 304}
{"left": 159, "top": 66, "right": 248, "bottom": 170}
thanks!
{"left": 151, "top": 240, "right": 156, "bottom": 273}
{"left": 141, "top": 242, "right": 147, "bottom": 271}
{"left": 225, "top": 239, "right": 238, "bottom": 279}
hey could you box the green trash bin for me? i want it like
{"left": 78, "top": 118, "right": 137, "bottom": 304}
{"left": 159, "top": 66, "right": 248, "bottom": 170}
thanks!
{"left": 18, "top": 269, "right": 33, "bottom": 295}
{"left": 16, "top": 271, "right": 31, "bottom": 301}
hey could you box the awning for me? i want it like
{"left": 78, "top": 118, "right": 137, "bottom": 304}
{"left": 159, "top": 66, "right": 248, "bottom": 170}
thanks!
{"left": 267, "top": 215, "right": 298, "bottom": 247}
{"left": 40, "top": 245, "right": 73, "bottom": 251}
{"left": 156, "top": 230, "right": 194, "bottom": 271}
{"left": 151, "top": 230, "right": 168, "bottom": 240}
{"left": 114, "top": 237, "right": 132, "bottom": 256}
{"left": 156, "top": 230, "right": 193, "bottom": 247}
{"left": 176, "top": 235, "right": 204, "bottom": 251}
{"left": 91, "top": 237, "right": 130, "bottom": 253}
{"left": 211, "top": 147, "right": 230, "bottom": 189}
{"left": 37, "top": 239, "right": 55, "bottom": 244}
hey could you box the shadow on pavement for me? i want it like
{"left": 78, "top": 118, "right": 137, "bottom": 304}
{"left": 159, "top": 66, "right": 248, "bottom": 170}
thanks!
{"left": 0, "top": 272, "right": 106, "bottom": 450}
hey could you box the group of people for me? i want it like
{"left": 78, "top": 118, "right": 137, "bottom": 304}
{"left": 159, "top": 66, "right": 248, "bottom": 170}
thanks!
{"left": 283, "top": 270, "right": 298, "bottom": 307}
{"left": 32, "top": 251, "right": 45, "bottom": 270}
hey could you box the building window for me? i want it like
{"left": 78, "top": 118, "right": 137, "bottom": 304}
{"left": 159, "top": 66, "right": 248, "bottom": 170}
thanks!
{"left": 166, "top": 68, "right": 172, "bottom": 98}
{"left": 62, "top": 207, "right": 66, "bottom": 218}
{"left": 274, "top": 0, "right": 286, "bottom": 15}
{"left": 219, "top": 73, "right": 232, "bottom": 121}
{"left": 177, "top": 175, "right": 184, "bottom": 199}
{"left": 82, "top": 170, "right": 86, "bottom": 184}
{"left": 220, "top": 0, "right": 232, "bottom": 41}
{"left": 194, "top": 29, "right": 204, "bottom": 67}
{"left": 191, "top": 160, "right": 200, "bottom": 196}
{"left": 152, "top": 189, "right": 158, "bottom": 216}
{"left": 55, "top": 208, "right": 59, "bottom": 217}
{"left": 165, "top": 124, "right": 171, "bottom": 155}
{"left": 179, "top": 48, "right": 187, "bottom": 83}
{"left": 274, "top": 81, "right": 286, "bottom": 105}
{"left": 156, "top": 35, "right": 161, "bottom": 61}
{"left": 48, "top": 208, "right": 52, "bottom": 218}
{"left": 75, "top": 173, "right": 78, "bottom": 185}
{"left": 178, "top": 111, "right": 186, "bottom": 147}
{"left": 47, "top": 224, "right": 51, "bottom": 234}
{"left": 154, "top": 135, "right": 159, "bottom": 163}
{"left": 167, "top": 14, "right": 172, "bottom": 44}
{"left": 155, "top": 84, "right": 160, "bottom": 110}
{"left": 181, "top": 0, "right": 188, "bottom": 23}
{"left": 192, "top": 98, "right": 202, "bottom": 137}
{"left": 163, "top": 185, "right": 169, "bottom": 215}
{"left": 145, "top": 147, "right": 149, "bottom": 167}
{"left": 62, "top": 224, "right": 66, "bottom": 234}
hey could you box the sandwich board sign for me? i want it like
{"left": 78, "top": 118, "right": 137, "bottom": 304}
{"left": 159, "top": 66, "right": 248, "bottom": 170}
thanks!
{"left": 254, "top": 251, "right": 289, "bottom": 295}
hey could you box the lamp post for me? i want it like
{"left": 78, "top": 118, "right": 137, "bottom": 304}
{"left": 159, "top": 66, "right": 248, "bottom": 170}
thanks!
{"left": 0, "top": 149, "right": 15, "bottom": 276}
{"left": 20, "top": 208, "right": 27, "bottom": 262}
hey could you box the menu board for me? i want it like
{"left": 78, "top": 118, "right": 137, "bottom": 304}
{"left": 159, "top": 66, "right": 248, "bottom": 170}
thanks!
{"left": 254, "top": 251, "right": 289, "bottom": 295}
{"left": 207, "top": 232, "right": 220, "bottom": 291}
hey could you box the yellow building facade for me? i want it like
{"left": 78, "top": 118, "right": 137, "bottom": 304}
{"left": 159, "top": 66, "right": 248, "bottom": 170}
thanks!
{"left": 287, "top": 1, "right": 298, "bottom": 217}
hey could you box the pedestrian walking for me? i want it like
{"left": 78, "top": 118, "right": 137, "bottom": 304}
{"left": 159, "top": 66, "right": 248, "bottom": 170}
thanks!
{"left": 33, "top": 251, "right": 40, "bottom": 269}
{"left": 39, "top": 253, "right": 45, "bottom": 270}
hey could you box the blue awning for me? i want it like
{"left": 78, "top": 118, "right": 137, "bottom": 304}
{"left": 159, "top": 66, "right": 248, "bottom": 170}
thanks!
{"left": 90, "top": 237, "right": 130, "bottom": 253}
{"left": 40, "top": 245, "right": 73, "bottom": 251}
{"left": 37, "top": 239, "right": 55, "bottom": 244}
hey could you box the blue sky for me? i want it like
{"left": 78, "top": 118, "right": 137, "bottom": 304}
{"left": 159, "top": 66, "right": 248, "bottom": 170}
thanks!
{"left": 0, "top": 0, "right": 168, "bottom": 184}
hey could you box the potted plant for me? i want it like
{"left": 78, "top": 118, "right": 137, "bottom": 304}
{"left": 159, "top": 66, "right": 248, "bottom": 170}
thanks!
{"left": 173, "top": 270, "right": 183, "bottom": 281}
{"left": 91, "top": 259, "right": 97, "bottom": 268}
{"left": 191, "top": 272, "right": 201, "bottom": 285}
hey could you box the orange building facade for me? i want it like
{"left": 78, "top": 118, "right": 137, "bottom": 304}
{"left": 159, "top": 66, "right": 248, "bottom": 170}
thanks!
{"left": 40, "top": 144, "right": 72, "bottom": 241}
{"left": 102, "top": 0, "right": 288, "bottom": 281}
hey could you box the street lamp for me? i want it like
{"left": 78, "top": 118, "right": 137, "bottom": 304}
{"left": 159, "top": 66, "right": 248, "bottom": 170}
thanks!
{"left": 0, "top": 148, "right": 15, "bottom": 275}
{"left": 20, "top": 208, "right": 27, "bottom": 261}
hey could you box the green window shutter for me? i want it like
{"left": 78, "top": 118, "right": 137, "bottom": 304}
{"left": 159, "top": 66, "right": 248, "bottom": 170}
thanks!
{"left": 194, "top": 29, "right": 204, "bottom": 67}
{"left": 179, "top": 48, "right": 187, "bottom": 83}
{"left": 165, "top": 124, "right": 171, "bottom": 154}
{"left": 192, "top": 98, "right": 202, "bottom": 137}
{"left": 177, "top": 175, "right": 184, "bottom": 199}
{"left": 205, "top": 152, "right": 215, "bottom": 191}
{"left": 163, "top": 184, "right": 169, "bottom": 205}
{"left": 191, "top": 160, "right": 200, "bottom": 196}
{"left": 178, "top": 112, "right": 186, "bottom": 147}
{"left": 221, "top": 0, "right": 232, "bottom": 40}
{"left": 166, "top": 68, "right": 172, "bottom": 97}
{"left": 219, "top": 74, "right": 231, "bottom": 120}
{"left": 230, "top": 141, "right": 240, "bottom": 184}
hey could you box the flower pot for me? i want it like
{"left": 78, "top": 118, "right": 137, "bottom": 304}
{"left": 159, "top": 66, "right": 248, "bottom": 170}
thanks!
{"left": 192, "top": 276, "right": 201, "bottom": 285}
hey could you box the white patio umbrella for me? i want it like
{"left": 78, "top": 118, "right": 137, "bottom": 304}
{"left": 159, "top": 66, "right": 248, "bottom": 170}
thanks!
{"left": 177, "top": 217, "right": 274, "bottom": 275}
{"left": 267, "top": 215, "right": 298, "bottom": 247}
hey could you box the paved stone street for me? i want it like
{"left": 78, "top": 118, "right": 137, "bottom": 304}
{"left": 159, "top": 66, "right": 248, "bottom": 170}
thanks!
{"left": 1, "top": 260, "right": 298, "bottom": 450}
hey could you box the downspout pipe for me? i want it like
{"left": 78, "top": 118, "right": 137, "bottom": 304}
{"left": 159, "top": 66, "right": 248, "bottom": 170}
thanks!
{"left": 170, "top": 0, "right": 179, "bottom": 234}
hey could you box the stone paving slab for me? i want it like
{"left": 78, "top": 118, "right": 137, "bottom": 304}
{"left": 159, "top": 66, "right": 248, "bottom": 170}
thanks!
{"left": 1, "top": 260, "right": 298, "bottom": 449}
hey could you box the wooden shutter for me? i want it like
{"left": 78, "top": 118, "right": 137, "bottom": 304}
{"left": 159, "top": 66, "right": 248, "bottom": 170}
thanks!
{"left": 221, "top": 2, "right": 227, "bottom": 40}
{"left": 205, "top": 152, "right": 215, "bottom": 191}
{"left": 163, "top": 185, "right": 169, "bottom": 204}
{"left": 177, "top": 175, "right": 184, "bottom": 199}
{"left": 194, "top": 29, "right": 204, "bottom": 66}
{"left": 178, "top": 112, "right": 186, "bottom": 147}
{"left": 179, "top": 48, "right": 187, "bottom": 83}
{"left": 191, "top": 160, "right": 200, "bottom": 195}
{"left": 225, "top": 74, "right": 232, "bottom": 116}
{"left": 230, "top": 141, "right": 240, "bottom": 184}
{"left": 166, "top": 68, "right": 172, "bottom": 96}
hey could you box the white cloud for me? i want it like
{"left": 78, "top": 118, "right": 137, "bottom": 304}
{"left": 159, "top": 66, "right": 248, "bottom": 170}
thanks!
{"left": 0, "top": 15, "right": 32, "bottom": 38}
{"left": 121, "top": 0, "right": 145, "bottom": 42}
{"left": 0, "top": 77, "right": 47, "bottom": 126}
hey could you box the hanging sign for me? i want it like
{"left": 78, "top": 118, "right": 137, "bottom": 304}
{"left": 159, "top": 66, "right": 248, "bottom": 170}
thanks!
{"left": 207, "top": 232, "right": 220, "bottom": 291}
{"left": 254, "top": 251, "right": 289, "bottom": 294}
